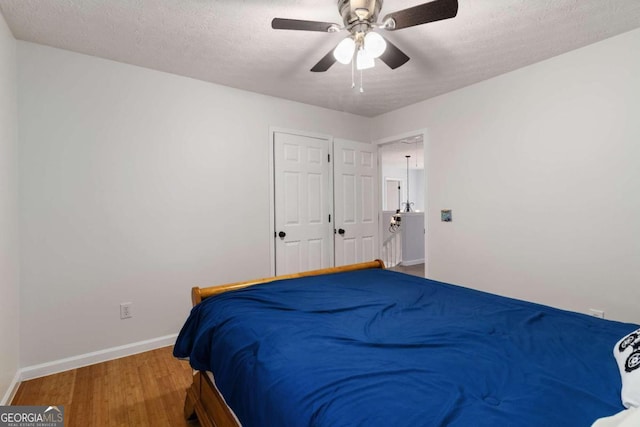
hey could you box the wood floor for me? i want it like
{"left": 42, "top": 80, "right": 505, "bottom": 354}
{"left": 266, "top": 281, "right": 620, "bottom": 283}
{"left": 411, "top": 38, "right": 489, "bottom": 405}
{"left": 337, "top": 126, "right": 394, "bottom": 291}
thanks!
{"left": 388, "top": 263, "right": 425, "bottom": 278}
{"left": 12, "top": 346, "right": 198, "bottom": 427}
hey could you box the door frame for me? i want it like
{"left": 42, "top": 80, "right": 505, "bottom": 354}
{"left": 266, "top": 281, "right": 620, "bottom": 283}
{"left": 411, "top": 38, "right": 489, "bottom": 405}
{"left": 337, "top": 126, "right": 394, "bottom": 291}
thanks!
{"left": 373, "top": 128, "right": 429, "bottom": 277}
{"left": 269, "top": 126, "right": 334, "bottom": 276}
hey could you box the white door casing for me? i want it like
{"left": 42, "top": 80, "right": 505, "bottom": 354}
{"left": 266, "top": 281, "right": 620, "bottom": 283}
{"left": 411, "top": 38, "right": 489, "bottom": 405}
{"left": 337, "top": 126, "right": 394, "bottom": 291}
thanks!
{"left": 273, "top": 131, "right": 333, "bottom": 275}
{"left": 374, "top": 128, "right": 428, "bottom": 277}
{"left": 333, "top": 139, "right": 378, "bottom": 267}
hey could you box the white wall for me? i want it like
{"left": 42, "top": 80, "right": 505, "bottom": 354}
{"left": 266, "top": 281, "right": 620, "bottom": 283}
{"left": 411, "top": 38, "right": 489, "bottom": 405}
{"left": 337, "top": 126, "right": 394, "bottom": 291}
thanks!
{"left": 409, "top": 169, "right": 424, "bottom": 212}
{"left": 17, "top": 42, "right": 370, "bottom": 367}
{"left": 0, "top": 12, "right": 20, "bottom": 402}
{"left": 372, "top": 28, "right": 640, "bottom": 324}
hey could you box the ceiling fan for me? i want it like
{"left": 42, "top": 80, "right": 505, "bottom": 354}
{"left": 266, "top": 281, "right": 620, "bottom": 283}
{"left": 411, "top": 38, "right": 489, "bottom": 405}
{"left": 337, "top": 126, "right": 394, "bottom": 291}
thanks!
{"left": 272, "top": 0, "right": 458, "bottom": 72}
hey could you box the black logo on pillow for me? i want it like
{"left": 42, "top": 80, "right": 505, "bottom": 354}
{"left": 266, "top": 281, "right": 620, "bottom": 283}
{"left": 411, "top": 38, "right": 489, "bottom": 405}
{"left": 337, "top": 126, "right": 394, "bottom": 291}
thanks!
{"left": 619, "top": 332, "right": 640, "bottom": 353}
{"left": 626, "top": 350, "right": 640, "bottom": 373}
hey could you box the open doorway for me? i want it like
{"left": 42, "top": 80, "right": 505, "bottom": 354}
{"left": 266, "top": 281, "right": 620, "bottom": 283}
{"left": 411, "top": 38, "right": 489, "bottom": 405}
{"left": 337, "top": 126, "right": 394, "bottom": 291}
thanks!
{"left": 378, "top": 134, "right": 426, "bottom": 277}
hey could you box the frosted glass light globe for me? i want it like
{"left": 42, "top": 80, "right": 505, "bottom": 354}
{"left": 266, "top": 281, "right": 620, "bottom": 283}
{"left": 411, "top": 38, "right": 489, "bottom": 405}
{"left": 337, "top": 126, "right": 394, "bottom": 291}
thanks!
{"left": 333, "top": 37, "right": 355, "bottom": 64}
{"left": 364, "top": 32, "right": 387, "bottom": 58}
{"left": 356, "top": 48, "right": 375, "bottom": 70}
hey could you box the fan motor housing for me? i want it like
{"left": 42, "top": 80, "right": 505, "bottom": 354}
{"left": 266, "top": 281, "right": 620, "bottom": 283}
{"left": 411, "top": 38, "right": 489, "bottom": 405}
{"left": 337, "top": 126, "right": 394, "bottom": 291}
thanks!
{"left": 338, "top": 0, "right": 382, "bottom": 27}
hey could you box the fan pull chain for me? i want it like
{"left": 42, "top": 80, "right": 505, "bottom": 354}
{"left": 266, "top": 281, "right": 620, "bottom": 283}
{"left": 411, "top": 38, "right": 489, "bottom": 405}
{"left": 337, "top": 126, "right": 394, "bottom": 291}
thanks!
{"left": 351, "top": 58, "right": 355, "bottom": 89}
{"left": 359, "top": 69, "right": 364, "bottom": 93}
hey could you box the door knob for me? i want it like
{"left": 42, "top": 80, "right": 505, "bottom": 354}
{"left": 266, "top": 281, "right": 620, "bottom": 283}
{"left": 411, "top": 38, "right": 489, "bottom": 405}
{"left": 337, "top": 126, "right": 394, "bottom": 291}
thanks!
{"left": 278, "top": 231, "right": 286, "bottom": 238}
{"left": 338, "top": 228, "right": 345, "bottom": 235}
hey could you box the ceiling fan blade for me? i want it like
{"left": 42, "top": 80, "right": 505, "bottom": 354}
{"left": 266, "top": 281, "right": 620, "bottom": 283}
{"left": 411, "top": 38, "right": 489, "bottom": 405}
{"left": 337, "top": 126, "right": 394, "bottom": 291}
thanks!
{"left": 272, "top": 18, "right": 339, "bottom": 32}
{"left": 310, "top": 48, "right": 338, "bottom": 72}
{"left": 379, "top": 37, "right": 410, "bottom": 70}
{"left": 382, "top": 0, "right": 458, "bottom": 31}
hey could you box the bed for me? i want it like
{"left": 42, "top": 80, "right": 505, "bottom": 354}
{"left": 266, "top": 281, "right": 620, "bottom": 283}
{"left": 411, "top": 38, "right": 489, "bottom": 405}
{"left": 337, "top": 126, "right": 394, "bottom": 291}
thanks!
{"left": 174, "top": 260, "right": 638, "bottom": 427}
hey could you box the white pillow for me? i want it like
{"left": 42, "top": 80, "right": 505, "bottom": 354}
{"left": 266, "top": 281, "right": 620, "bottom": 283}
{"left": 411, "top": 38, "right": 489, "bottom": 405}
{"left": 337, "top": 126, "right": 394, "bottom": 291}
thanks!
{"left": 592, "top": 407, "right": 640, "bottom": 427}
{"left": 614, "top": 328, "right": 640, "bottom": 408}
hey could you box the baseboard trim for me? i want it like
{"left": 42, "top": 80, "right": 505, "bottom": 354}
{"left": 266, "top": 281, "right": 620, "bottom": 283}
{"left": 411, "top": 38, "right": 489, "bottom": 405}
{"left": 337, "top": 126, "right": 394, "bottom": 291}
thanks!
{"left": 400, "top": 259, "right": 424, "bottom": 266}
{"left": 20, "top": 333, "right": 178, "bottom": 381}
{"left": 1, "top": 370, "right": 21, "bottom": 405}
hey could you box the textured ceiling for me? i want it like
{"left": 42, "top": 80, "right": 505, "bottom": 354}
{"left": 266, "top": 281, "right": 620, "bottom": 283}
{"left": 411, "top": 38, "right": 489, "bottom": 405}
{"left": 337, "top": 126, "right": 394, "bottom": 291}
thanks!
{"left": 1, "top": 0, "right": 640, "bottom": 117}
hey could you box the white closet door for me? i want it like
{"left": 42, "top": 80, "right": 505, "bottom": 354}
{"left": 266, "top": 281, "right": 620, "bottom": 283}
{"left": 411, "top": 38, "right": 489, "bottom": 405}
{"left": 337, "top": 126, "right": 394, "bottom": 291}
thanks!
{"left": 333, "top": 139, "right": 378, "bottom": 267}
{"left": 273, "top": 131, "right": 333, "bottom": 275}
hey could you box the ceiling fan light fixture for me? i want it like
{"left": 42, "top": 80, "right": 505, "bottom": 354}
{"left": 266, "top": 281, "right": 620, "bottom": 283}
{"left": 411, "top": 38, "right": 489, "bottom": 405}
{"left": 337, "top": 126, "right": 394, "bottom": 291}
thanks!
{"left": 334, "top": 37, "right": 356, "bottom": 64}
{"left": 364, "top": 31, "right": 386, "bottom": 58}
{"left": 356, "top": 48, "right": 375, "bottom": 70}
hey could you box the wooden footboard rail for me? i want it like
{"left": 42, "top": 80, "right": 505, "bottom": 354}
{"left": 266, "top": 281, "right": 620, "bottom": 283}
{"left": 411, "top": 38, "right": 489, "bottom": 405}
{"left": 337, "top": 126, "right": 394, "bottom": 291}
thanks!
{"left": 182, "top": 260, "right": 386, "bottom": 426}
{"left": 191, "top": 259, "right": 386, "bottom": 306}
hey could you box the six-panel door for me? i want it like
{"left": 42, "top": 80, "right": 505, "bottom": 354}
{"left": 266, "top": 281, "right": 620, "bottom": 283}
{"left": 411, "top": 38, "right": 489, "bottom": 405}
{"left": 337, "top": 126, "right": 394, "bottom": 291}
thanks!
{"left": 333, "top": 139, "right": 378, "bottom": 267}
{"left": 273, "top": 132, "right": 333, "bottom": 275}
{"left": 274, "top": 132, "right": 378, "bottom": 274}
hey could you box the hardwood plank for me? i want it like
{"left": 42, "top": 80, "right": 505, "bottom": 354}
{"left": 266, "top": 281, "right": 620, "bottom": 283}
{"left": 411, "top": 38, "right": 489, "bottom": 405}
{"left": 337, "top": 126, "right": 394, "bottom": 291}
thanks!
{"left": 12, "top": 346, "right": 197, "bottom": 427}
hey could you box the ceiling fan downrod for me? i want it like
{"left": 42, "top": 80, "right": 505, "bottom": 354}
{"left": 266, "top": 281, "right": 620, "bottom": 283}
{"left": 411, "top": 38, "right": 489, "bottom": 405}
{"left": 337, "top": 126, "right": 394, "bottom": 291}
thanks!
{"left": 338, "top": 0, "right": 383, "bottom": 29}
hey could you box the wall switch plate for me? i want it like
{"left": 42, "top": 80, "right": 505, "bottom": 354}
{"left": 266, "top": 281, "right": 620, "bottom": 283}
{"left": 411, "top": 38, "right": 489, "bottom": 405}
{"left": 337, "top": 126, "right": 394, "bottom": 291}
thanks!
{"left": 589, "top": 308, "right": 605, "bottom": 319}
{"left": 120, "top": 302, "right": 132, "bottom": 319}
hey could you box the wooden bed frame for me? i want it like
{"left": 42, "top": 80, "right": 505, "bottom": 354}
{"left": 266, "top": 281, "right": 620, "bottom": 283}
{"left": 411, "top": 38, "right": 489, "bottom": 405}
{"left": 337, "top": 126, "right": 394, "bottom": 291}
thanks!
{"left": 182, "top": 259, "right": 386, "bottom": 427}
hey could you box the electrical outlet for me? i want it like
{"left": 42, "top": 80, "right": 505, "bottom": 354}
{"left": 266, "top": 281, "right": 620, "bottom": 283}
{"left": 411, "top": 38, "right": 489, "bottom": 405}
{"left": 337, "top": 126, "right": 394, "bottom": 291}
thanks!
{"left": 589, "top": 308, "right": 605, "bottom": 319}
{"left": 120, "top": 302, "right": 132, "bottom": 319}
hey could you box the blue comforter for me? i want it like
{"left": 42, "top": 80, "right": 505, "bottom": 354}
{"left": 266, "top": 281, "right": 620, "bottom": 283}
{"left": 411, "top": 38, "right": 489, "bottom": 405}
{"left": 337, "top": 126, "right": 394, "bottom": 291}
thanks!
{"left": 174, "top": 269, "right": 637, "bottom": 426}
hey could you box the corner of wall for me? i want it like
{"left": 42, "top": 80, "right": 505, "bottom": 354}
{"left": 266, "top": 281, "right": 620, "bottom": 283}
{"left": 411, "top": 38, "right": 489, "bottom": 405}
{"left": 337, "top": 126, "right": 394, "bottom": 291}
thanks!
{"left": 0, "top": 8, "right": 21, "bottom": 405}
